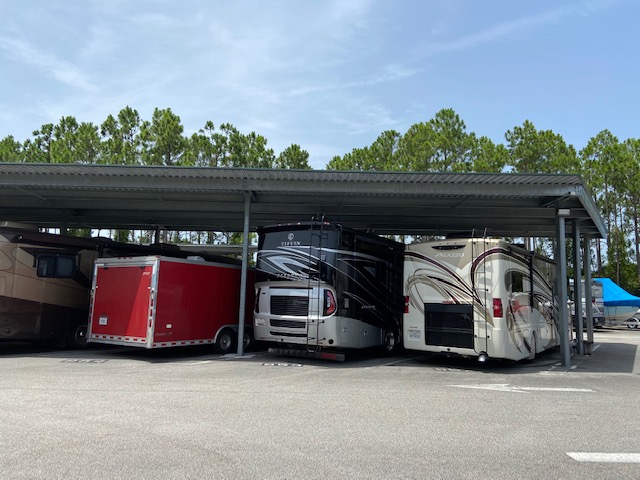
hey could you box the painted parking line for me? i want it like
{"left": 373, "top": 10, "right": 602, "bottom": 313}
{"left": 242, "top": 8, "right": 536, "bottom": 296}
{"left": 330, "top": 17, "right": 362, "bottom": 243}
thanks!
{"left": 567, "top": 452, "right": 640, "bottom": 463}
{"left": 448, "top": 384, "right": 594, "bottom": 393}
{"left": 517, "top": 386, "right": 594, "bottom": 392}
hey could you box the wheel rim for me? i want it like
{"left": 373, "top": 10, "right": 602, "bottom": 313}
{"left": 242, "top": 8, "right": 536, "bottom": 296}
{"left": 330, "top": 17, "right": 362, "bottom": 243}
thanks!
{"left": 384, "top": 331, "right": 396, "bottom": 351}
{"left": 74, "top": 325, "right": 88, "bottom": 347}
{"left": 219, "top": 334, "right": 232, "bottom": 352}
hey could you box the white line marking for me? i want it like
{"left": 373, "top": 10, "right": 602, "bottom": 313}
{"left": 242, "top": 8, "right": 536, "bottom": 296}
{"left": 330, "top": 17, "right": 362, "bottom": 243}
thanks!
{"left": 449, "top": 384, "right": 526, "bottom": 393}
{"left": 567, "top": 452, "right": 640, "bottom": 463}
{"left": 519, "top": 387, "right": 593, "bottom": 392}
{"left": 448, "top": 384, "right": 594, "bottom": 393}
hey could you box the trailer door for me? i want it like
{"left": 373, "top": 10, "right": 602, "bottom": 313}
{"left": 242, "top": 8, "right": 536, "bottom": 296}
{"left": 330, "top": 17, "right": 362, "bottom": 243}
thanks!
{"left": 90, "top": 263, "right": 154, "bottom": 345}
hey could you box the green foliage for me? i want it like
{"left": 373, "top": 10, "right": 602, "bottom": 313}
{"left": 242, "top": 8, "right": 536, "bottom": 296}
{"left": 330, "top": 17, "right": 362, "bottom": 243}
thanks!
{"left": 396, "top": 121, "right": 437, "bottom": 171}
{"left": 330, "top": 109, "right": 482, "bottom": 173}
{"left": 506, "top": 120, "right": 579, "bottom": 173}
{"left": 183, "top": 121, "right": 226, "bottom": 167}
{"left": 140, "top": 108, "right": 186, "bottom": 166}
{"left": 25, "top": 123, "right": 54, "bottom": 163}
{"left": 66, "top": 228, "right": 92, "bottom": 237}
{"left": 75, "top": 122, "right": 101, "bottom": 164}
{"left": 470, "top": 136, "right": 508, "bottom": 173}
{"left": 0, "top": 136, "right": 23, "bottom": 162}
{"left": 114, "top": 230, "right": 132, "bottom": 243}
{"left": 275, "top": 144, "right": 311, "bottom": 169}
{"left": 100, "top": 106, "right": 142, "bottom": 165}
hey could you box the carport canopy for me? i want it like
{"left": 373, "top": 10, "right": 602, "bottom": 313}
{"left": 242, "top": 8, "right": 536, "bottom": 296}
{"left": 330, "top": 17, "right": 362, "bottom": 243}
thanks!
{"left": 0, "top": 164, "right": 606, "bottom": 238}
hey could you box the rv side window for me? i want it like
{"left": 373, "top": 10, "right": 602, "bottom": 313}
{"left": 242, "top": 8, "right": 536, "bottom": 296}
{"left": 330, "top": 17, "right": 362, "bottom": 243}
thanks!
{"left": 508, "top": 271, "right": 525, "bottom": 294}
{"left": 36, "top": 254, "right": 77, "bottom": 278}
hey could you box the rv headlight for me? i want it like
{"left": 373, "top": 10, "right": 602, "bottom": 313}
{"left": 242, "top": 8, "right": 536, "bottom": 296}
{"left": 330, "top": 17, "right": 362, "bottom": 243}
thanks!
{"left": 255, "top": 318, "right": 266, "bottom": 326}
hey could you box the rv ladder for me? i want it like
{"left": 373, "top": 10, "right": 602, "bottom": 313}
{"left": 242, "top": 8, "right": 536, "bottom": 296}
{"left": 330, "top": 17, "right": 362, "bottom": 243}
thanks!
{"left": 306, "top": 217, "right": 328, "bottom": 352}
{"left": 473, "top": 236, "right": 490, "bottom": 355}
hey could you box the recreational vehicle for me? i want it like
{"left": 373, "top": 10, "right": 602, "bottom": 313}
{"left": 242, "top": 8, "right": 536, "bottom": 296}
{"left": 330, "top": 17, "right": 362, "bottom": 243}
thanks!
{"left": 253, "top": 221, "right": 404, "bottom": 360}
{"left": 403, "top": 237, "right": 560, "bottom": 362}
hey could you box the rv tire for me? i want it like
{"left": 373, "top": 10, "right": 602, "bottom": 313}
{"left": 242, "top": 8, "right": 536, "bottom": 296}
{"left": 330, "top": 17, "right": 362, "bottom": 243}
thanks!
{"left": 242, "top": 329, "right": 253, "bottom": 350}
{"left": 526, "top": 332, "right": 537, "bottom": 361}
{"left": 67, "top": 323, "right": 88, "bottom": 349}
{"left": 215, "top": 329, "right": 237, "bottom": 355}
{"left": 383, "top": 329, "right": 398, "bottom": 353}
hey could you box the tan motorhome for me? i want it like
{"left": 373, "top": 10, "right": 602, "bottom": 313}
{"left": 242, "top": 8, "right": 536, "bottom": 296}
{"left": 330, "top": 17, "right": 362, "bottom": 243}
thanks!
{"left": 0, "top": 223, "right": 104, "bottom": 347}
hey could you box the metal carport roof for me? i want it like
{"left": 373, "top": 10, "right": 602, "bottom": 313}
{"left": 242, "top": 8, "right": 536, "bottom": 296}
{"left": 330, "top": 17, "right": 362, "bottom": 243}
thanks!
{"left": 0, "top": 164, "right": 606, "bottom": 238}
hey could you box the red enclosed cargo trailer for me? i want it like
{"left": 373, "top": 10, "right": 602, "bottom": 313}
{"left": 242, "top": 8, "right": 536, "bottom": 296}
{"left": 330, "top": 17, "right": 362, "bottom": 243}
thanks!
{"left": 87, "top": 255, "right": 255, "bottom": 353}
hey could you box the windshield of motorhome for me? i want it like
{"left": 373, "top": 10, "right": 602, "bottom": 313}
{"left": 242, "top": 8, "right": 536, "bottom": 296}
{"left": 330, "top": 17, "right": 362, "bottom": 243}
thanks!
{"left": 256, "top": 228, "right": 339, "bottom": 282}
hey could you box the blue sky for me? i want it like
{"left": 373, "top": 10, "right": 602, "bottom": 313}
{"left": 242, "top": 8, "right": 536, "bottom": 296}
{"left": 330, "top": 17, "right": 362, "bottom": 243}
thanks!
{"left": 0, "top": 0, "right": 637, "bottom": 169}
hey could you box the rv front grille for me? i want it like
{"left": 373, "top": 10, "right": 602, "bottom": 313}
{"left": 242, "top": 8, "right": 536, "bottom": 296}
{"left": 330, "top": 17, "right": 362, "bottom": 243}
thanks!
{"left": 424, "top": 303, "right": 474, "bottom": 349}
{"left": 271, "top": 296, "right": 309, "bottom": 316}
{"left": 270, "top": 319, "right": 306, "bottom": 329}
{"left": 270, "top": 331, "right": 308, "bottom": 338}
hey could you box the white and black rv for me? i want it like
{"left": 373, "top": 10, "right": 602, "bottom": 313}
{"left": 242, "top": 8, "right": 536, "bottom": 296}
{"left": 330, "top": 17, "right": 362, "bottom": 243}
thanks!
{"left": 403, "top": 236, "right": 560, "bottom": 362}
{"left": 253, "top": 221, "right": 404, "bottom": 360}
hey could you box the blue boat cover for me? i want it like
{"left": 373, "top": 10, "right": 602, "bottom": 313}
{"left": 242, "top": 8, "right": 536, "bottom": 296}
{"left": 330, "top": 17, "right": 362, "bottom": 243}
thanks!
{"left": 594, "top": 278, "right": 640, "bottom": 307}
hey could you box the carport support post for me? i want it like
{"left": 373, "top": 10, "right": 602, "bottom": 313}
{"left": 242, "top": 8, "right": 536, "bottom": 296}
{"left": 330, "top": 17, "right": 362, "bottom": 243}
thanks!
{"left": 583, "top": 234, "right": 594, "bottom": 354}
{"left": 60, "top": 211, "right": 68, "bottom": 235}
{"left": 556, "top": 209, "right": 571, "bottom": 367}
{"left": 236, "top": 191, "right": 251, "bottom": 356}
{"left": 572, "top": 220, "right": 584, "bottom": 355}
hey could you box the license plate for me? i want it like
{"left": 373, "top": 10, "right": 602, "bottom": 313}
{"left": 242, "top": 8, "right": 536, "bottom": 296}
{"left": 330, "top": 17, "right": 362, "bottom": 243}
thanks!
{"left": 408, "top": 329, "right": 421, "bottom": 340}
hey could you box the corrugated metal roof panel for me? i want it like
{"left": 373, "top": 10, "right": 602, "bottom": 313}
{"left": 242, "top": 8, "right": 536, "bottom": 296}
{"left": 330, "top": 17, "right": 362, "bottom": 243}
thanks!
{"left": 0, "top": 163, "right": 604, "bottom": 238}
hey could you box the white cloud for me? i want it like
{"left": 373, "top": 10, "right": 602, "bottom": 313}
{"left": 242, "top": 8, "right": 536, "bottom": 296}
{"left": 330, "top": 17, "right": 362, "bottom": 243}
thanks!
{"left": 80, "top": 24, "right": 117, "bottom": 60}
{"left": 330, "top": 101, "right": 397, "bottom": 136}
{"left": 420, "top": 0, "right": 623, "bottom": 57}
{"left": 289, "top": 64, "right": 419, "bottom": 98}
{"left": 0, "top": 35, "right": 95, "bottom": 92}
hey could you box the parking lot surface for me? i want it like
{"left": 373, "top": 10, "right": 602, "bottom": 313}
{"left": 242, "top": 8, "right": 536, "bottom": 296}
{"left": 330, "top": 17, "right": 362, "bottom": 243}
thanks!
{"left": 1, "top": 327, "right": 639, "bottom": 479}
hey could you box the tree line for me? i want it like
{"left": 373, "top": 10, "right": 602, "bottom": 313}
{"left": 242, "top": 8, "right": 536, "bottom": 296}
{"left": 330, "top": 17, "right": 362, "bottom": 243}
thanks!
{"left": 0, "top": 106, "right": 311, "bottom": 169}
{"left": 1, "top": 106, "right": 639, "bottom": 294}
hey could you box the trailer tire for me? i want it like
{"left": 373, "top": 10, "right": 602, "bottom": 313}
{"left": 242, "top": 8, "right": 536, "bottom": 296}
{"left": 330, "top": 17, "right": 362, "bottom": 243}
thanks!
{"left": 215, "top": 329, "right": 237, "bottom": 355}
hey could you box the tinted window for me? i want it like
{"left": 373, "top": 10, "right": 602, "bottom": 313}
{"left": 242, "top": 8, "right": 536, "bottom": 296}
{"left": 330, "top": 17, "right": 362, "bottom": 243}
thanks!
{"left": 36, "top": 254, "right": 77, "bottom": 278}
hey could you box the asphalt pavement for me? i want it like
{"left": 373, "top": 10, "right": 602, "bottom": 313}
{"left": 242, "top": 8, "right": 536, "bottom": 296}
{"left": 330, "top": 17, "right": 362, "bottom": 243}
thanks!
{"left": 1, "top": 326, "right": 639, "bottom": 480}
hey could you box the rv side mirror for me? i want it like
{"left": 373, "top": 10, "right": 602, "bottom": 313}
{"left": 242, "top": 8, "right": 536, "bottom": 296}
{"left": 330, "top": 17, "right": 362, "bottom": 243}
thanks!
{"left": 36, "top": 253, "right": 77, "bottom": 278}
